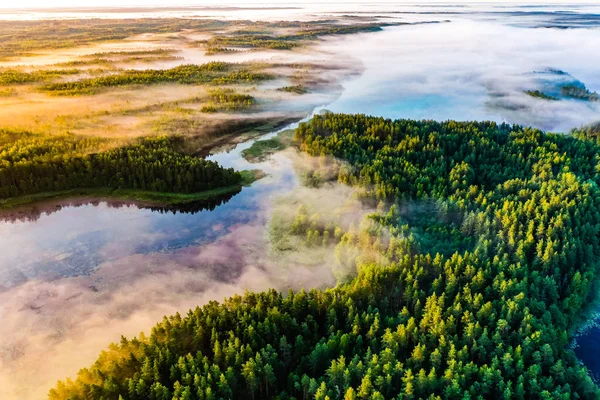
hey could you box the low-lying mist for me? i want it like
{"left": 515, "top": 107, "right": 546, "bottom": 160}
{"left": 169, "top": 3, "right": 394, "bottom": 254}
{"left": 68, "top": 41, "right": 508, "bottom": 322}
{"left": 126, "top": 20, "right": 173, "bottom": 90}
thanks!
{"left": 3, "top": 5, "right": 600, "bottom": 399}
{"left": 0, "top": 143, "right": 394, "bottom": 399}
{"left": 0, "top": 222, "right": 335, "bottom": 399}
{"left": 317, "top": 19, "right": 600, "bottom": 132}
{"left": 0, "top": 148, "right": 377, "bottom": 399}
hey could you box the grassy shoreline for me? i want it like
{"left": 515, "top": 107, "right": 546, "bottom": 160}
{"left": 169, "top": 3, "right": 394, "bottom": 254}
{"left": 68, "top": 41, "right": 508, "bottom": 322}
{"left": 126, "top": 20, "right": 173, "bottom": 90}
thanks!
{"left": 0, "top": 169, "right": 264, "bottom": 210}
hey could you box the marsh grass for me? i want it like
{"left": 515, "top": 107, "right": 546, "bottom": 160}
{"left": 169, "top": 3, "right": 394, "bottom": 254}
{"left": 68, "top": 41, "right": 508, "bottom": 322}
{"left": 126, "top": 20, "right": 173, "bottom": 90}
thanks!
{"left": 87, "top": 49, "right": 178, "bottom": 58}
{"left": 524, "top": 90, "right": 559, "bottom": 101}
{"left": 204, "top": 47, "right": 246, "bottom": 55}
{"left": 0, "top": 88, "right": 16, "bottom": 97}
{"left": 0, "top": 18, "right": 401, "bottom": 61}
{"left": 0, "top": 185, "right": 234, "bottom": 210}
{"left": 55, "top": 55, "right": 183, "bottom": 67}
{"left": 40, "top": 62, "right": 273, "bottom": 95}
{"left": 561, "top": 85, "right": 600, "bottom": 102}
{"left": 63, "top": 48, "right": 185, "bottom": 66}
{"left": 0, "top": 19, "right": 235, "bottom": 58}
{"left": 241, "top": 129, "right": 294, "bottom": 161}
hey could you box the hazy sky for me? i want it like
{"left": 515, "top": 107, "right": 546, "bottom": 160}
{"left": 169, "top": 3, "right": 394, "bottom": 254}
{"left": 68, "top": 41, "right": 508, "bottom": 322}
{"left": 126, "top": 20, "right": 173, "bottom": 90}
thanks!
{"left": 2, "top": 0, "right": 599, "bottom": 10}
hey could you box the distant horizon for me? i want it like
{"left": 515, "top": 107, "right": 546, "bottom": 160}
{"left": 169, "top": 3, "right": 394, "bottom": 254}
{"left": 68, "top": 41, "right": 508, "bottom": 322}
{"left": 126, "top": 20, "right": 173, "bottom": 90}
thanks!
{"left": 2, "top": 0, "right": 600, "bottom": 11}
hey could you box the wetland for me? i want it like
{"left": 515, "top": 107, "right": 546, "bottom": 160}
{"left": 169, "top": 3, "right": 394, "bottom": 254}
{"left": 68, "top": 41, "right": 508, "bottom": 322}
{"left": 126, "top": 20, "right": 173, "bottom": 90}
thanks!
{"left": 2, "top": 3, "right": 600, "bottom": 399}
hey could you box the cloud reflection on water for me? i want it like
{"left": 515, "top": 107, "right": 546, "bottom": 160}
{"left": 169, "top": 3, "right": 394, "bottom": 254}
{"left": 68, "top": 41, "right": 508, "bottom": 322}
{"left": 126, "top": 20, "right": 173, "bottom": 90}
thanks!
{"left": 0, "top": 221, "right": 336, "bottom": 399}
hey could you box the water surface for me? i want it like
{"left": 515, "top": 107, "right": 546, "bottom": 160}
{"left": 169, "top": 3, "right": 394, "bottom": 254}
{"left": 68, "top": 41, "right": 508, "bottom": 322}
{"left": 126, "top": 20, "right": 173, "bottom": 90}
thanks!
{"left": 2, "top": 5, "right": 600, "bottom": 398}
{"left": 575, "top": 326, "right": 600, "bottom": 383}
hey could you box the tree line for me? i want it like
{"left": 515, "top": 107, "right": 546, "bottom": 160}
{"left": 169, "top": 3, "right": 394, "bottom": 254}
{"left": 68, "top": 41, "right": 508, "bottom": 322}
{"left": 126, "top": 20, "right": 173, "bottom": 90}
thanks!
{"left": 41, "top": 63, "right": 272, "bottom": 95}
{"left": 204, "top": 24, "right": 400, "bottom": 51}
{"left": 201, "top": 88, "right": 256, "bottom": 113}
{"left": 49, "top": 113, "right": 600, "bottom": 399}
{"left": 0, "top": 68, "right": 80, "bottom": 85}
{"left": 0, "top": 130, "right": 241, "bottom": 199}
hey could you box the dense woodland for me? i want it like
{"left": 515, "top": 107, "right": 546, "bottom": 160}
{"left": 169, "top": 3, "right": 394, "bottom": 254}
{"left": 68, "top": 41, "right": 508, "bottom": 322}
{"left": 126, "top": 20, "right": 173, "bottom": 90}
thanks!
{"left": 49, "top": 113, "right": 600, "bottom": 399}
{"left": 0, "top": 130, "right": 241, "bottom": 198}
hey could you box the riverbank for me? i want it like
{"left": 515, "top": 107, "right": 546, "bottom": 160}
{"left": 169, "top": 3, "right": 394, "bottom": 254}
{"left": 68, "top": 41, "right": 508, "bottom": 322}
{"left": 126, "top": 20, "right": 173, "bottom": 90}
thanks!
{"left": 0, "top": 169, "right": 265, "bottom": 210}
{"left": 241, "top": 129, "right": 295, "bottom": 162}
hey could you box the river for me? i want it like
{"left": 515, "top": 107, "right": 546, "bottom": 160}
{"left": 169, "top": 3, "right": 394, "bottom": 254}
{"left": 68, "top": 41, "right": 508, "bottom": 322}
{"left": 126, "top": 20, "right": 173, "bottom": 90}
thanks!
{"left": 2, "top": 5, "right": 600, "bottom": 398}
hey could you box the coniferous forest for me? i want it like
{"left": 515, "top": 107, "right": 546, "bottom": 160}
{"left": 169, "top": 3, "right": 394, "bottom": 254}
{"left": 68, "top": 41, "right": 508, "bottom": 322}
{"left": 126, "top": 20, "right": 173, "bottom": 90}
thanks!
{"left": 48, "top": 113, "right": 600, "bottom": 399}
{"left": 0, "top": 131, "right": 241, "bottom": 199}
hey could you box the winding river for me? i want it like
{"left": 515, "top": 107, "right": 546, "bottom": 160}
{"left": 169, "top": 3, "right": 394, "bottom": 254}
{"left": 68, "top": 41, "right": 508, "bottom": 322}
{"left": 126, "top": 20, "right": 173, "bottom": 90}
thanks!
{"left": 2, "top": 10, "right": 600, "bottom": 398}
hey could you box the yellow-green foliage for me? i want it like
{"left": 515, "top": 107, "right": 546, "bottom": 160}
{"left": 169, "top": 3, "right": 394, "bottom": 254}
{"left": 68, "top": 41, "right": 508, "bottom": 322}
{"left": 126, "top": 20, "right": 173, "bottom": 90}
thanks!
{"left": 0, "top": 68, "right": 80, "bottom": 85}
{"left": 201, "top": 88, "right": 256, "bottom": 113}
{"left": 49, "top": 114, "right": 600, "bottom": 399}
{"left": 204, "top": 46, "right": 244, "bottom": 55}
{"left": 0, "top": 129, "right": 241, "bottom": 198}
{"left": 41, "top": 63, "right": 272, "bottom": 95}
{"left": 0, "top": 19, "right": 234, "bottom": 58}
{"left": 277, "top": 85, "right": 308, "bottom": 94}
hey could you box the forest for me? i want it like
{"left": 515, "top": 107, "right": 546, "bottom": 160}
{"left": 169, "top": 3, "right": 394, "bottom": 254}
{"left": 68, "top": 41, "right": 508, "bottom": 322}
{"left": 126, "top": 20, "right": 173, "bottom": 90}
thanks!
{"left": 201, "top": 88, "right": 257, "bottom": 113}
{"left": 48, "top": 113, "right": 600, "bottom": 399}
{"left": 41, "top": 62, "right": 272, "bottom": 95}
{"left": 0, "top": 18, "right": 233, "bottom": 59}
{"left": 0, "top": 18, "right": 395, "bottom": 60}
{"left": 0, "top": 68, "right": 81, "bottom": 85}
{"left": 0, "top": 129, "right": 241, "bottom": 200}
{"left": 54, "top": 49, "right": 184, "bottom": 67}
{"left": 524, "top": 90, "right": 559, "bottom": 101}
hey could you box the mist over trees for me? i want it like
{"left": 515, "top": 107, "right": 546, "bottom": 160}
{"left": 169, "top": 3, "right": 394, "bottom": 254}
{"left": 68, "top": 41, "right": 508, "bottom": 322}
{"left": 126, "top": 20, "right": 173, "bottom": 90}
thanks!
{"left": 47, "top": 113, "right": 600, "bottom": 399}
